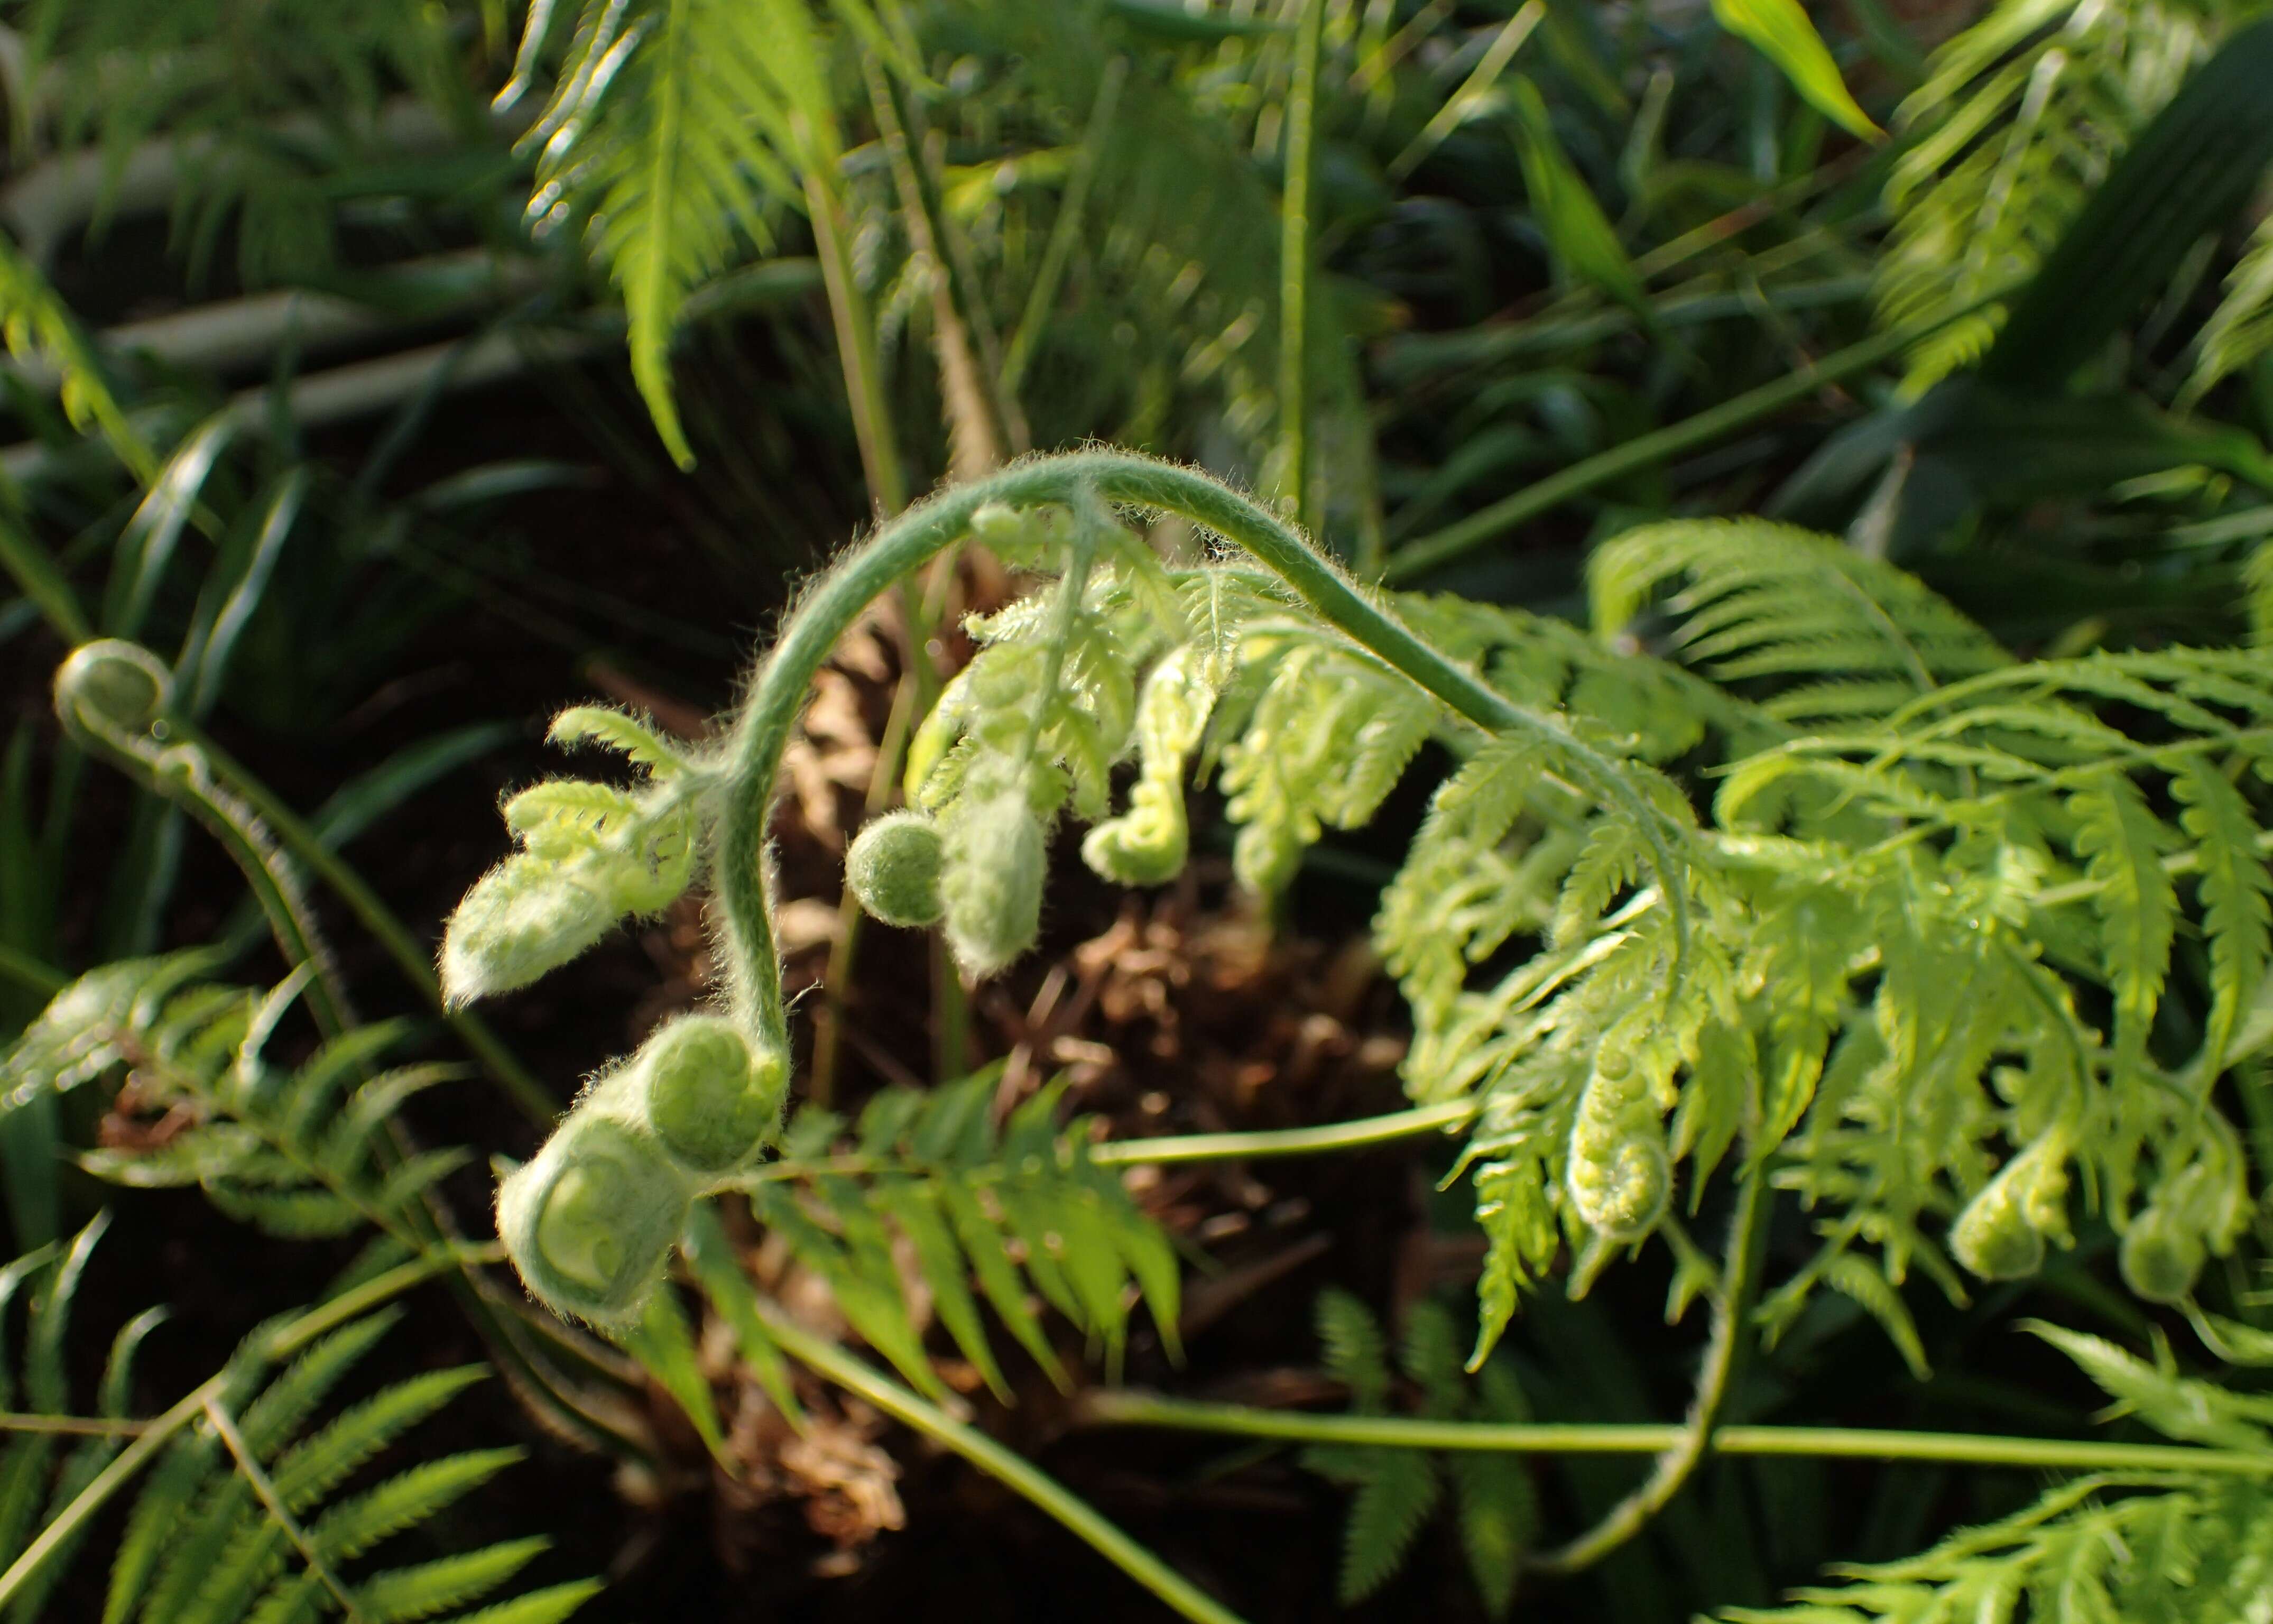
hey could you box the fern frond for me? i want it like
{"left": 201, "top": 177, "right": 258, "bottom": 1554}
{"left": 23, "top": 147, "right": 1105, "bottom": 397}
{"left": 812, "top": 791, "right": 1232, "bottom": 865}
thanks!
{"left": 1590, "top": 518, "right": 2009, "bottom": 718}
{"left": 740, "top": 1069, "right": 1179, "bottom": 1396}
{"left": 522, "top": 0, "right": 838, "bottom": 465}
{"left": 1300, "top": 1291, "right": 1537, "bottom": 1612}
{"left": 2185, "top": 211, "right": 2273, "bottom": 405}
{"left": 0, "top": 1232, "right": 586, "bottom": 1624}
{"left": 1729, "top": 1327, "right": 2273, "bottom": 1624}
{"left": 1874, "top": 0, "right": 2238, "bottom": 389}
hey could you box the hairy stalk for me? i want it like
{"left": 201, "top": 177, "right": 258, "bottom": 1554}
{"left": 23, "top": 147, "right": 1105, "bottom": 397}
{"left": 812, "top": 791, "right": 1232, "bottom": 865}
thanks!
{"left": 710, "top": 448, "right": 1600, "bottom": 1052}
{"left": 753, "top": 1270, "right": 1250, "bottom": 1624}
{"left": 1530, "top": 1148, "right": 1769, "bottom": 1575}
{"left": 1277, "top": 0, "right": 1326, "bottom": 534}
{"left": 1384, "top": 299, "right": 1997, "bottom": 582}
{"left": 1071, "top": 1397, "right": 2273, "bottom": 1476}
{"left": 0, "top": 1247, "right": 473, "bottom": 1610}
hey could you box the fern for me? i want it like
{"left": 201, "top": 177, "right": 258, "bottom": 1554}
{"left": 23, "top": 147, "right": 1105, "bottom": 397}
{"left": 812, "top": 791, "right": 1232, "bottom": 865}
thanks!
{"left": 0, "top": 230, "right": 153, "bottom": 477}
{"left": 517, "top": 0, "right": 854, "bottom": 466}
{"left": 2, "top": 954, "right": 475, "bottom": 1251}
{"left": 19, "top": 0, "right": 481, "bottom": 288}
{"left": 740, "top": 1068, "right": 1181, "bottom": 1397}
{"left": 1724, "top": 1326, "right": 2273, "bottom": 1624}
{"left": 1874, "top": 0, "right": 2256, "bottom": 389}
{"left": 2187, "top": 211, "right": 2273, "bottom": 403}
{"left": 1299, "top": 1292, "right": 1536, "bottom": 1614}
{"left": 1588, "top": 516, "right": 2011, "bottom": 723}
{"left": 0, "top": 1222, "right": 595, "bottom": 1624}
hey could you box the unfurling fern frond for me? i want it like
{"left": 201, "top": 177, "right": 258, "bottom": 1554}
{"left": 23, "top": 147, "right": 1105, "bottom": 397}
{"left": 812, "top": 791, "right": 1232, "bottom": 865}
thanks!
{"left": 738, "top": 1069, "right": 1180, "bottom": 1396}
{"left": 1725, "top": 1327, "right": 2273, "bottom": 1624}
{"left": 1300, "top": 1293, "right": 1536, "bottom": 1614}
{"left": 0, "top": 1224, "right": 596, "bottom": 1624}
{"left": 440, "top": 706, "right": 700, "bottom": 1007}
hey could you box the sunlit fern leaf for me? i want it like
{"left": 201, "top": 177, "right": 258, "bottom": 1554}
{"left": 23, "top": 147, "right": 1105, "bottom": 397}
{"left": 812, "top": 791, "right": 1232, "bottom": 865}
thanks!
{"left": 2071, "top": 769, "right": 2178, "bottom": 1072}
{"left": 1589, "top": 517, "right": 2009, "bottom": 720}
{"left": 745, "top": 1071, "right": 1178, "bottom": 1397}
{"left": 0, "top": 1231, "right": 592, "bottom": 1624}
{"left": 522, "top": 0, "right": 854, "bottom": 466}
{"left": 2168, "top": 753, "right": 2271, "bottom": 1067}
{"left": 1218, "top": 635, "right": 1439, "bottom": 897}
{"left": 1875, "top": 0, "right": 2241, "bottom": 390}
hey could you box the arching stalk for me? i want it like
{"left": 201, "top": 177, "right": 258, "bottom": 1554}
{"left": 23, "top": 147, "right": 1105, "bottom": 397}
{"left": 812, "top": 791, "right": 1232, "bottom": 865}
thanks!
{"left": 710, "top": 447, "right": 1639, "bottom": 1054}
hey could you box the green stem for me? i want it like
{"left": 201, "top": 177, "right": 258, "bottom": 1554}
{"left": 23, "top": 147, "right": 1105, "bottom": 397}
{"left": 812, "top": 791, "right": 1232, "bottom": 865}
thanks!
{"left": 1531, "top": 1149, "right": 1768, "bottom": 1574}
{"left": 805, "top": 165, "right": 909, "bottom": 516}
{"left": 175, "top": 722, "right": 557, "bottom": 1129}
{"left": 1072, "top": 1395, "right": 2273, "bottom": 1477}
{"left": 1277, "top": 0, "right": 1326, "bottom": 533}
{"left": 0, "top": 1248, "right": 465, "bottom": 1611}
{"left": 710, "top": 449, "right": 1578, "bottom": 1050}
{"left": 1383, "top": 302, "right": 1990, "bottom": 583}
{"left": 1089, "top": 1100, "right": 1475, "bottom": 1165}
{"left": 1004, "top": 57, "right": 1129, "bottom": 399}
{"left": 756, "top": 1282, "right": 1251, "bottom": 1624}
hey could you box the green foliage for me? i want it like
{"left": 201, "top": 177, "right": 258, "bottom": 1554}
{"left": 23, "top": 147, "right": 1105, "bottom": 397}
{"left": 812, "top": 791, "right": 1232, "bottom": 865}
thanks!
{"left": 1300, "top": 1291, "right": 1537, "bottom": 1614}
{"left": 0, "top": 1222, "right": 594, "bottom": 1624}
{"left": 1878, "top": 0, "right": 2273, "bottom": 390}
{"left": 515, "top": 0, "right": 852, "bottom": 466}
{"left": 1, "top": 955, "right": 470, "bottom": 1247}
{"left": 439, "top": 707, "right": 699, "bottom": 1007}
{"left": 1725, "top": 1327, "right": 2273, "bottom": 1624}
{"left": 750, "top": 1069, "right": 1181, "bottom": 1398}
{"left": 19, "top": 0, "right": 487, "bottom": 286}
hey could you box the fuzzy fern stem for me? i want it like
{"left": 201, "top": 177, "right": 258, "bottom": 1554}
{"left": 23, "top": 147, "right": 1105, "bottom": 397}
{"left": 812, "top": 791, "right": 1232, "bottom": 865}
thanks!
{"left": 710, "top": 447, "right": 1590, "bottom": 1056}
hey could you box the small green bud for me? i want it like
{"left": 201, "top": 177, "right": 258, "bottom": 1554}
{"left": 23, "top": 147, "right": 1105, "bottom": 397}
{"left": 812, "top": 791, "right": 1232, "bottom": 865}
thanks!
{"left": 438, "top": 854, "right": 617, "bottom": 1007}
{"left": 496, "top": 1113, "right": 691, "bottom": 1325}
{"left": 640, "top": 1014, "right": 788, "bottom": 1170}
{"left": 1566, "top": 1059, "right": 1668, "bottom": 1244}
{"left": 941, "top": 790, "right": 1046, "bottom": 978}
{"left": 54, "top": 639, "right": 170, "bottom": 736}
{"left": 846, "top": 811, "right": 946, "bottom": 928}
{"left": 1950, "top": 1132, "right": 2069, "bottom": 1282}
{"left": 2119, "top": 1205, "right": 2205, "bottom": 1304}
{"left": 1949, "top": 1188, "right": 2044, "bottom": 1281}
